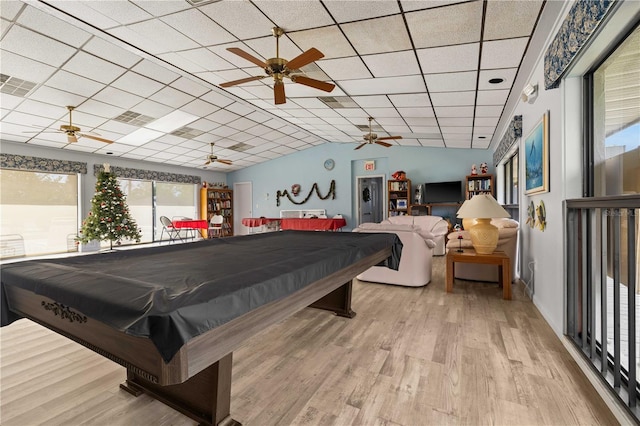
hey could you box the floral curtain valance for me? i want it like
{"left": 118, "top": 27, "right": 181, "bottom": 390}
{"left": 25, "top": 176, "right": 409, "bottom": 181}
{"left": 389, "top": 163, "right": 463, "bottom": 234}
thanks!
{"left": 0, "top": 153, "right": 87, "bottom": 174}
{"left": 493, "top": 115, "right": 522, "bottom": 166}
{"left": 544, "top": 0, "right": 615, "bottom": 90}
{"left": 93, "top": 164, "right": 201, "bottom": 184}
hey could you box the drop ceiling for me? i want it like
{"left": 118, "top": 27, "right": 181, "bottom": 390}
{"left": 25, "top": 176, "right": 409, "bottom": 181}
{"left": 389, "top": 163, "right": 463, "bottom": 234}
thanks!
{"left": 0, "top": 0, "right": 545, "bottom": 171}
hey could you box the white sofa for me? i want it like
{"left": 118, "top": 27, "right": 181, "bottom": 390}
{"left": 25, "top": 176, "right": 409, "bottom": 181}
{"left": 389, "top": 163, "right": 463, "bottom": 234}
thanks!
{"left": 446, "top": 218, "right": 519, "bottom": 282}
{"left": 383, "top": 215, "right": 450, "bottom": 255}
{"left": 352, "top": 223, "right": 436, "bottom": 287}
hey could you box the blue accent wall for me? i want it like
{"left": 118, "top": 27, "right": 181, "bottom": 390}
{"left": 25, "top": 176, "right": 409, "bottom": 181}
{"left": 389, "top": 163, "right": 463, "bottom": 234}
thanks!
{"left": 228, "top": 142, "right": 492, "bottom": 230}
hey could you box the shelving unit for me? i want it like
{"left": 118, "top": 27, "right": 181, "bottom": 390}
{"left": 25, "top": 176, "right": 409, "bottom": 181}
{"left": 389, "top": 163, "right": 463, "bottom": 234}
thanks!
{"left": 465, "top": 174, "right": 495, "bottom": 200}
{"left": 388, "top": 179, "right": 411, "bottom": 216}
{"left": 200, "top": 187, "right": 233, "bottom": 237}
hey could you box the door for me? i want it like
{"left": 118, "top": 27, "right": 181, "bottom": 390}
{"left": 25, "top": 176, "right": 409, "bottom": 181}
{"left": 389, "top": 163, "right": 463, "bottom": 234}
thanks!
{"left": 357, "top": 176, "right": 384, "bottom": 226}
{"left": 233, "top": 182, "right": 252, "bottom": 236}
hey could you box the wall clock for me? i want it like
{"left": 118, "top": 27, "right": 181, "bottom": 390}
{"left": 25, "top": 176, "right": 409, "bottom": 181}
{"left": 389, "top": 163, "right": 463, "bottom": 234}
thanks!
{"left": 324, "top": 158, "right": 335, "bottom": 170}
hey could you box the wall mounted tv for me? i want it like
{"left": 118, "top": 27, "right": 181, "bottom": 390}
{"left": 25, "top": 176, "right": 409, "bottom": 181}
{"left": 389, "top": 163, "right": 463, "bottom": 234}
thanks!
{"left": 423, "top": 180, "right": 463, "bottom": 203}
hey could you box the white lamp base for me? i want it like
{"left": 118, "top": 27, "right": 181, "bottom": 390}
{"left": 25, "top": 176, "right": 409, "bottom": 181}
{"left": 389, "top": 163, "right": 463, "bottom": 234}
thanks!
{"left": 469, "top": 218, "right": 499, "bottom": 254}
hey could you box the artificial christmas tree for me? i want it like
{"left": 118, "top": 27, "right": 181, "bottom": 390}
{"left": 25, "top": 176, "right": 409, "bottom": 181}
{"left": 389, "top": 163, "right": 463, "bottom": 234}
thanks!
{"left": 78, "top": 164, "right": 141, "bottom": 250}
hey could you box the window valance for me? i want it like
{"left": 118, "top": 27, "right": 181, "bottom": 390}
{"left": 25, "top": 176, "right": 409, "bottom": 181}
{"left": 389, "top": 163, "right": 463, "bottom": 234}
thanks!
{"left": 93, "top": 164, "right": 201, "bottom": 184}
{"left": 544, "top": 0, "right": 615, "bottom": 90}
{"left": 0, "top": 153, "right": 87, "bottom": 174}
{"left": 493, "top": 115, "right": 522, "bottom": 166}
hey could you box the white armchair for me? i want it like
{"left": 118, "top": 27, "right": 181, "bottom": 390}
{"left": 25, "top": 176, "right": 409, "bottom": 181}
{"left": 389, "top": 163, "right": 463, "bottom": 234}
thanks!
{"left": 446, "top": 218, "right": 519, "bottom": 282}
{"left": 353, "top": 223, "right": 436, "bottom": 287}
{"left": 383, "top": 215, "right": 450, "bottom": 255}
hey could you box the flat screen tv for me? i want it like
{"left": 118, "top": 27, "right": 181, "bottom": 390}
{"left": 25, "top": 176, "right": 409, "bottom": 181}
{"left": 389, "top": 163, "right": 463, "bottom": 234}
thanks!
{"left": 423, "top": 181, "right": 463, "bottom": 204}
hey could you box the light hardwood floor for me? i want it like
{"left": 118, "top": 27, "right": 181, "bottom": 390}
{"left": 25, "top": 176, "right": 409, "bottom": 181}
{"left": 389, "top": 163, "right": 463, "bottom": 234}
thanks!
{"left": 0, "top": 257, "right": 618, "bottom": 425}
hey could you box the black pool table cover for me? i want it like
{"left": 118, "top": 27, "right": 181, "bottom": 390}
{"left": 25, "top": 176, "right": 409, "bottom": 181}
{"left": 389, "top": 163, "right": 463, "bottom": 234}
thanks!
{"left": 1, "top": 231, "right": 401, "bottom": 362}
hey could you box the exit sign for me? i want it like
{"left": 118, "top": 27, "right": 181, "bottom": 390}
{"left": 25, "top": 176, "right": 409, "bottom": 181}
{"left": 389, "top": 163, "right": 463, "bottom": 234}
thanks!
{"left": 364, "top": 160, "right": 375, "bottom": 171}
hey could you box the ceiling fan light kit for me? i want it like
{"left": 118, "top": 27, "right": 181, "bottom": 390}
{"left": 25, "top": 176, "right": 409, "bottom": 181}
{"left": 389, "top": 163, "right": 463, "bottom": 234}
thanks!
{"left": 204, "top": 142, "right": 232, "bottom": 167}
{"left": 24, "top": 106, "right": 114, "bottom": 144}
{"left": 221, "top": 27, "right": 335, "bottom": 105}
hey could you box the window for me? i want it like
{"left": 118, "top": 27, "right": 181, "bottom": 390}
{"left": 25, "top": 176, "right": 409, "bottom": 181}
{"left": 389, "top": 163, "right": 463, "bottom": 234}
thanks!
{"left": 156, "top": 182, "right": 198, "bottom": 240}
{"left": 118, "top": 178, "right": 153, "bottom": 244}
{"left": 503, "top": 150, "right": 519, "bottom": 205}
{"left": 0, "top": 169, "right": 78, "bottom": 257}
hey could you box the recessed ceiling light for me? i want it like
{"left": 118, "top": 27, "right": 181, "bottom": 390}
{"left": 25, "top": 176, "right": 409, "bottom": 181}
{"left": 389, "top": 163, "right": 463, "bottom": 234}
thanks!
{"left": 488, "top": 78, "right": 504, "bottom": 84}
{"left": 478, "top": 136, "right": 486, "bottom": 139}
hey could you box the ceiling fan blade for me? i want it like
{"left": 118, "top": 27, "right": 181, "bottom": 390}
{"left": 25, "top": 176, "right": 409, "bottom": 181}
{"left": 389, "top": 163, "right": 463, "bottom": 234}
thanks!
{"left": 220, "top": 75, "right": 266, "bottom": 88}
{"left": 274, "top": 81, "right": 286, "bottom": 105}
{"left": 354, "top": 142, "right": 368, "bottom": 150}
{"left": 226, "top": 47, "right": 267, "bottom": 68}
{"left": 217, "top": 159, "right": 233, "bottom": 165}
{"left": 286, "top": 47, "right": 324, "bottom": 70}
{"left": 376, "top": 135, "right": 402, "bottom": 141}
{"left": 67, "top": 134, "right": 78, "bottom": 143}
{"left": 204, "top": 159, "right": 212, "bottom": 166}
{"left": 375, "top": 141, "right": 393, "bottom": 148}
{"left": 78, "top": 133, "right": 113, "bottom": 144}
{"left": 291, "top": 75, "right": 335, "bottom": 92}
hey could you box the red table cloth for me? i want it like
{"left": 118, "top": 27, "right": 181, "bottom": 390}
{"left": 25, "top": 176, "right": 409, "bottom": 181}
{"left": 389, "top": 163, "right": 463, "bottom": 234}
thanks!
{"left": 172, "top": 219, "right": 208, "bottom": 230}
{"left": 241, "top": 218, "right": 281, "bottom": 228}
{"left": 280, "top": 218, "right": 346, "bottom": 231}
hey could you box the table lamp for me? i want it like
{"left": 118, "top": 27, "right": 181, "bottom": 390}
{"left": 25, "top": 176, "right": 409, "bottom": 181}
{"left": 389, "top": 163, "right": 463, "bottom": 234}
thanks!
{"left": 456, "top": 194, "right": 510, "bottom": 254}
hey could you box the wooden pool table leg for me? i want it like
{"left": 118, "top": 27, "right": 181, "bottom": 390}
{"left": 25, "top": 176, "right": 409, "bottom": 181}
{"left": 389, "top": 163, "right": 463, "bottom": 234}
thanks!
{"left": 120, "top": 353, "right": 240, "bottom": 426}
{"left": 308, "top": 280, "right": 356, "bottom": 318}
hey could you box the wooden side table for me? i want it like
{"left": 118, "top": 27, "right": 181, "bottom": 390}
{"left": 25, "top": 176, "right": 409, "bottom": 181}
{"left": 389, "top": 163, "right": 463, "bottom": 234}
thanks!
{"left": 446, "top": 249, "right": 511, "bottom": 300}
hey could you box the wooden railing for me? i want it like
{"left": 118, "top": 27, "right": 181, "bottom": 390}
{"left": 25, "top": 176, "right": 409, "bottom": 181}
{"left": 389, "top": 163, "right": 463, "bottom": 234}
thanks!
{"left": 565, "top": 195, "right": 639, "bottom": 421}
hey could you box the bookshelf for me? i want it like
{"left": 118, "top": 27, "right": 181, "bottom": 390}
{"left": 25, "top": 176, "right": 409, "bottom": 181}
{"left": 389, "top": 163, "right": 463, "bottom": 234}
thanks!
{"left": 465, "top": 174, "right": 495, "bottom": 200}
{"left": 200, "top": 187, "right": 233, "bottom": 237}
{"left": 388, "top": 179, "right": 411, "bottom": 216}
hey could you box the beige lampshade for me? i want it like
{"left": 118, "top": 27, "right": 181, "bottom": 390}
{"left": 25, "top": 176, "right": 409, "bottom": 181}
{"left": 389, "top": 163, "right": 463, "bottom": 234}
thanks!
{"left": 456, "top": 194, "right": 510, "bottom": 254}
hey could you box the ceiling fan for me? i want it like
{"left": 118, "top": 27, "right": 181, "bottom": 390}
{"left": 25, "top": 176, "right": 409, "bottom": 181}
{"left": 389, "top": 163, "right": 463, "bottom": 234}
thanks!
{"left": 220, "top": 27, "right": 335, "bottom": 105}
{"left": 204, "top": 143, "right": 232, "bottom": 166}
{"left": 354, "top": 117, "right": 402, "bottom": 150}
{"left": 24, "top": 106, "right": 113, "bottom": 144}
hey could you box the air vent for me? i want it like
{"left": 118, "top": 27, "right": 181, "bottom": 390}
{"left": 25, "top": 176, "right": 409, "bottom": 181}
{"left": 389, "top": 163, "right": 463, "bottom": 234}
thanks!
{"left": 318, "top": 96, "right": 359, "bottom": 109}
{"left": 228, "top": 142, "right": 253, "bottom": 152}
{"left": 171, "top": 126, "right": 204, "bottom": 139}
{"left": 0, "top": 74, "right": 37, "bottom": 97}
{"left": 114, "top": 111, "right": 155, "bottom": 126}
{"left": 356, "top": 124, "right": 384, "bottom": 132}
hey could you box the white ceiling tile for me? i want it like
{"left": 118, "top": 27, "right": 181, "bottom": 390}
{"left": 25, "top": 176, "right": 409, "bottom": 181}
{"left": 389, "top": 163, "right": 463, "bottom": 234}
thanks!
{"left": 430, "top": 91, "right": 475, "bottom": 106}
{"left": 130, "top": 99, "right": 172, "bottom": 118}
{"left": 434, "top": 106, "right": 474, "bottom": 117}
{"left": 96, "top": 120, "right": 139, "bottom": 135}
{"left": 255, "top": 1, "right": 334, "bottom": 31}
{"left": 13, "top": 99, "right": 66, "bottom": 120}
{"left": 341, "top": 15, "right": 411, "bottom": 55}
{"left": 401, "top": 0, "right": 469, "bottom": 13}
{"left": 63, "top": 51, "right": 127, "bottom": 85}
{"left": 364, "top": 108, "right": 400, "bottom": 118}
{"left": 170, "top": 76, "right": 210, "bottom": 98}
{"left": 375, "top": 117, "right": 408, "bottom": 126}
{"left": 424, "top": 71, "right": 477, "bottom": 92}
{"left": 396, "top": 139, "right": 422, "bottom": 146}
{"left": 474, "top": 117, "right": 500, "bottom": 127}
{"left": 149, "top": 86, "right": 194, "bottom": 108}
{"left": 110, "top": 71, "right": 165, "bottom": 98}
{"left": 18, "top": 5, "right": 91, "bottom": 47}
{"left": 341, "top": 75, "right": 425, "bottom": 96}
{"left": 224, "top": 102, "right": 256, "bottom": 117}
{"left": 180, "top": 99, "right": 219, "bottom": 118}
{"left": 161, "top": 9, "right": 236, "bottom": 46}
{"left": 408, "top": 126, "right": 440, "bottom": 133}
{"left": 199, "top": 1, "right": 274, "bottom": 39}
{"left": 389, "top": 93, "right": 431, "bottom": 107}
{"left": 475, "top": 105, "right": 504, "bottom": 117}
{"left": 404, "top": 117, "right": 438, "bottom": 126}
{"left": 317, "top": 57, "right": 371, "bottom": 81}
{"left": 208, "top": 109, "right": 241, "bottom": 125}
{"left": 132, "top": 59, "right": 180, "bottom": 85}
{"left": 0, "top": 49, "right": 56, "bottom": 83}
{"left": 82, "top": 36, "right": 143, "bottom": 68}
{"left": 477, "top": 68, "right": 517, "bottom": 90}
{"left": 85, "top": 1, "right": 152, "bottom": 25}
{"left": 94, "top": 142, "right": 132, "bottom": 154}
{"left": 3, "top": 110, "right": 55, "bottom": 128}
{"left": 307, "top": 108, "right": 341, "bottom": 119}
{"left": 438, "top": 117, "right": 473, "bottom": 126}
{"left": 473, "top": 126, "right": 496, "bottom": 135}
{"left": 29, "top": 137, "right": 70, "bottom": 148}
{"left": 2, "top": 25, "right": 75, "bottom": 68}
{"left": 481, "top": 38, "right": 529, "bottom": 70}
{"left": 93, "top": 87, "right": 144, "bottom": 109}
{"left": 444, "top": 138, "right": 471, "bottom": 148}
{"left": 289, "top": 98, "right": 327, "bottom": 109}
{"left": 288, "top": 26, "right": 356, "bottom": 60}
{"left": 473, "top": 139, "right": 491, "bottom": 149}
{"left": 28, "top": 85, "right": 86, "bottom": 109}
{"left": 44, "top": 70, "right": 104, "bottom": 98}
{"left": 324, "top": 1, "right": 400, "bottom": 23}
{"left": 406, "top": 1, "right": 483, "bottom": 48}
{"left": 0, "top": 121, "right": 29, "bottom": 136}
{"left": 441, "top": 126, "right": 472, "bottom": 135}
{"left": 0, "top": 1, "right": 24, "bottom": 20}
{"left": 352, "top": 96, "right": 393, "bottom": 108}
{"left": 1, "top": 17, "right": 11, "bottom": 38}
{"left": 476, "top": 89, "right": 510, "bottom": 106}
{"left": 176, "top": 48, "right": 235, "bottom": 72}
{"left": 417, "top": 43, "right": 479, "bottom": 74}
{"left": 46, "top": 1, "right": 120, "bottom": 29}
{"left": 77, "top": 99, "right": 126, "bottom": 119}
{"left": 484, "top": 0, "right": 543, "bottom": 41}
{"left": 363, "top": 51, "right": 421, "bottom": 78}
{"left": 132, "top": 1, "right": 191, "bottom": 16}
{"left": 123, "top": 19, "right": 199, "bottom": 53}
{"left": 64, "top": 110, "right": 107, "bottom": 129}
{"left": 396, "top": 107, "right": 435, "bottom": 117}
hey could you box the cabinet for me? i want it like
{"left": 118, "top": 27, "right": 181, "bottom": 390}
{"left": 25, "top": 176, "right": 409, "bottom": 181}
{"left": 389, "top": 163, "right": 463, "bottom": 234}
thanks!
{"left": 200, "top": 187, "right": 233, "bottom": 237}
{"left": 465, "top": 174, "right": 494, "bottom": 200}
{"left": 388, "top": 179, "right": 411, "bottom": 216}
